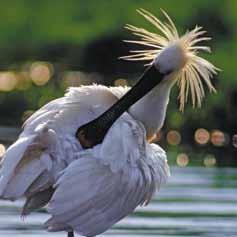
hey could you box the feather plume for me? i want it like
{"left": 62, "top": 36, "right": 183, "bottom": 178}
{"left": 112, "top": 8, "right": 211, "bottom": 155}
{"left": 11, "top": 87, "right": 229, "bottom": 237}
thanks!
{"left": 121, "top": 9, "right": 219, "bottom": 111}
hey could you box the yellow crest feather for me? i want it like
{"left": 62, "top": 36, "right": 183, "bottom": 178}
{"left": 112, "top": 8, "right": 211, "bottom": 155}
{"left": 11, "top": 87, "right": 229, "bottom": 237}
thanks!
{"left": 121, "top": 9, "right": 219, "bottom": 111}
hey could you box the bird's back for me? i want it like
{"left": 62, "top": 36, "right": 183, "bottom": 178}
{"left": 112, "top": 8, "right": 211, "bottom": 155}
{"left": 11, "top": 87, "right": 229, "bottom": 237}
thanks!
{"left": 0, "top": 84, "right": 169, "bottom": 236}
{"left": 0, "top": 85, "right": 127, "bottom": 200}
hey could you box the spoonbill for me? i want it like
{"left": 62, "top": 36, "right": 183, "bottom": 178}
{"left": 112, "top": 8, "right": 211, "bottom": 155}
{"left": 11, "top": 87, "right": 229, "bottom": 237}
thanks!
{"left": 0, "top": 9, "right": 218, "bottom": 237}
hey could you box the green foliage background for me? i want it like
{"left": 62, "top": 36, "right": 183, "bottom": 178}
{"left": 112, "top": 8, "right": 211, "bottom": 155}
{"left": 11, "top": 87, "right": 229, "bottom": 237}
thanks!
{"left": 0, "top": 0, "right": 236, "bottom": 166}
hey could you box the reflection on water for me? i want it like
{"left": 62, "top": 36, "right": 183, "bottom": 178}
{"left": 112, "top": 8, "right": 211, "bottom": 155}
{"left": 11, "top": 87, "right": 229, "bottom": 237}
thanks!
{"left": 0, "top": 167, "right": 237, "bottom": 237}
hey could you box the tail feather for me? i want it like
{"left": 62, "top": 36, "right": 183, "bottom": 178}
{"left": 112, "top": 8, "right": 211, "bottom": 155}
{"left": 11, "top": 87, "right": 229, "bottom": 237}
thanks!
{"left": 0, "top": 132, "right": 53, "bottom": 200}
{"left": 2, "top": 158, "right": 45, "bottom": 199}
{"left": 0, "top": 135, "right": 36, "bottom": 199}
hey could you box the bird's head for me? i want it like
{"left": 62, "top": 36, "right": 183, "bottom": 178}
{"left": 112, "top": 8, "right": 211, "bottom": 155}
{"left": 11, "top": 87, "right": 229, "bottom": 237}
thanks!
{"left": 154, "top": 43, "right": 188, "bottom": 75}
{"left": 122, "top": 9, "right": 219, "bottom": 111}
{"left": 77, "top": 9, "right": 219, "bottom": 149}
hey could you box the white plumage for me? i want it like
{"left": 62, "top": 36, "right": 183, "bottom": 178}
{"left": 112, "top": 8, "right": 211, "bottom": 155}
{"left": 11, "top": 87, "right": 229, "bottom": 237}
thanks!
{"left": 0, "top": 85, "right": 169, "bottom": 236}
{"left": 0, "top": 9, "right": 218, "bottom": 237}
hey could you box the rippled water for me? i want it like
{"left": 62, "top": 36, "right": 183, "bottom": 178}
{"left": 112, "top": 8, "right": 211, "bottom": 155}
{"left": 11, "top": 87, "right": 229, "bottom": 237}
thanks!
{"left": 1, "top": 167, "right": 237, "bottom": 237}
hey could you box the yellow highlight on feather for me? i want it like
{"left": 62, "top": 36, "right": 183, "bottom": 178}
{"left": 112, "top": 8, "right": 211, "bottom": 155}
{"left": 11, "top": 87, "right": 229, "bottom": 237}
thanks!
{"left": 121, "top": 9, "right": 219, "bottom": 111}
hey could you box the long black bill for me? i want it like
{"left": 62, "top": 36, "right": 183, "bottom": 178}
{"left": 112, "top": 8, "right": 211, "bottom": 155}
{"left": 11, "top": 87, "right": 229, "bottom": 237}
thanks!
{"left": 76, "top": 64, "right": 167, "bottom": 148}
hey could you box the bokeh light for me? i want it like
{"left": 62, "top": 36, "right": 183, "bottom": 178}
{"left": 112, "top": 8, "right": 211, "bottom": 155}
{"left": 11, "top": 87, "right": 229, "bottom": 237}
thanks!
{"left": 204, "top": 155, "right": 216, "bottom": 167}
{"left": 194, "top": 128, "right": 210, "bottom": 145}
{"left": 30, "top": 62, "right": 53, "bottom": 86}
{"left": 0, "top": 72, "right": 18, "bottom": 92}
{"left": 0, "top": 144, "right": 6, "bottom": 158}
{"left": 176, "top": 153, "right": 189, "bottom": 167}
{"left": 211, "top": 130, "right": 225, "bottom": 146}
{"left": 16, "top": 71, "right": 31, "bottom": 90}
{"left": 167, "top": 130, "right": 181, "bottom": 146}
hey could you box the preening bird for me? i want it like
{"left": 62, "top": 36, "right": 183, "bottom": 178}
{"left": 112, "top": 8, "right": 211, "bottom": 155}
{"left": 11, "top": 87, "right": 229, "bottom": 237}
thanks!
{"left": 0, "top": 9, "right": 218, "bottom": 237}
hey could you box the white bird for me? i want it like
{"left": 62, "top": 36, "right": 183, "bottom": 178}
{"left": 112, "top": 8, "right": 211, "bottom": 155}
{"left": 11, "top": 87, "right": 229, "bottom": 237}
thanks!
{"left": 0, "top": 9, "right": 218, "bottom": 237}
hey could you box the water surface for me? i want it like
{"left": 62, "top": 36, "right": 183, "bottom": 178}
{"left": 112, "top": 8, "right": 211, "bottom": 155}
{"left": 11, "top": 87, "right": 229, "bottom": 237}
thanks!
{"left": 1, "top": 167, "right": 237, "bottom": 237}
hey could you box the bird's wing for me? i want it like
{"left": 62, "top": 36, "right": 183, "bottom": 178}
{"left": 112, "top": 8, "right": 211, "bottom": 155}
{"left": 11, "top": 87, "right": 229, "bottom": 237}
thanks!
{"left": 46, "top": 114, "right": 169, "bottom": 236}
{"left": 0, "top": 126, "right": 56, "bottom": 200}
{"left": 108, "top": 85, "right": 130, "bottom": 98}
{"left": 22, "top": 85, "right": 121, "bottom": 136}
{"left": 22, "top": 97, "right": 65, "bottom": 133}
{"left": 0, "top": 85, "right": 121, "bottom": 203}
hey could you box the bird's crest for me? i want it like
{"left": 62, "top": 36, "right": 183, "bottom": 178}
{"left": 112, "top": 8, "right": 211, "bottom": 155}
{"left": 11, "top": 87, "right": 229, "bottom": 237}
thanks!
{"left": 121, "top": 9, "right": 219, "bottom": 111}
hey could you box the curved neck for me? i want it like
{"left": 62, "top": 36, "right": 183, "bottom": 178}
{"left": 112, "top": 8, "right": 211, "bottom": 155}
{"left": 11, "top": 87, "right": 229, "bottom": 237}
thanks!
{"left": 129, "top": 78, "right": 174, "bottom": 138}
{"left": 76, "top": 65, "right": 167, "bottom": 148}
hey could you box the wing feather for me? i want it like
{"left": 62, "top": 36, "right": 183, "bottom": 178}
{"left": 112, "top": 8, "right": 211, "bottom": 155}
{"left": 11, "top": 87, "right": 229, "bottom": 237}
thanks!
{"left": 0, "top": 135, "right": 36, "bottom": 199}
{"left": 0, "top": 85, "right": 124, "bottom": 203}
{"left": 0, "top": 84, "right": 170, "bottom": 236}
{"left": 46, "top": 114, "right": 170, "bottom": 236}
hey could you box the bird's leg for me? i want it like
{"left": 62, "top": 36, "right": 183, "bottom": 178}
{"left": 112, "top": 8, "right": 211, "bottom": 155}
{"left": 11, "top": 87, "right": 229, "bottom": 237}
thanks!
{"left": 68, "top": 231, "right": 74, "bottom": 237}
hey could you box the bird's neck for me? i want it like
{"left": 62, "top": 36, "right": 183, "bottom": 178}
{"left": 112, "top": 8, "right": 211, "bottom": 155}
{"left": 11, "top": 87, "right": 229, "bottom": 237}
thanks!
{"left": 76, "top": 65, "right": 166, "bottom": 148}
{"left": 129, "top": 78, "right": 174, "bottom": 139}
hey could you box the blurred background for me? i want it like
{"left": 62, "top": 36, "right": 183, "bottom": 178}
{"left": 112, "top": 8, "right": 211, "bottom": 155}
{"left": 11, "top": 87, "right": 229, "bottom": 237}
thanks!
{"left": 0, "top": 1, "right": 237, "bottom": 237}
{"left": 0, "top": 0, "right": 236, "bottom": 167}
